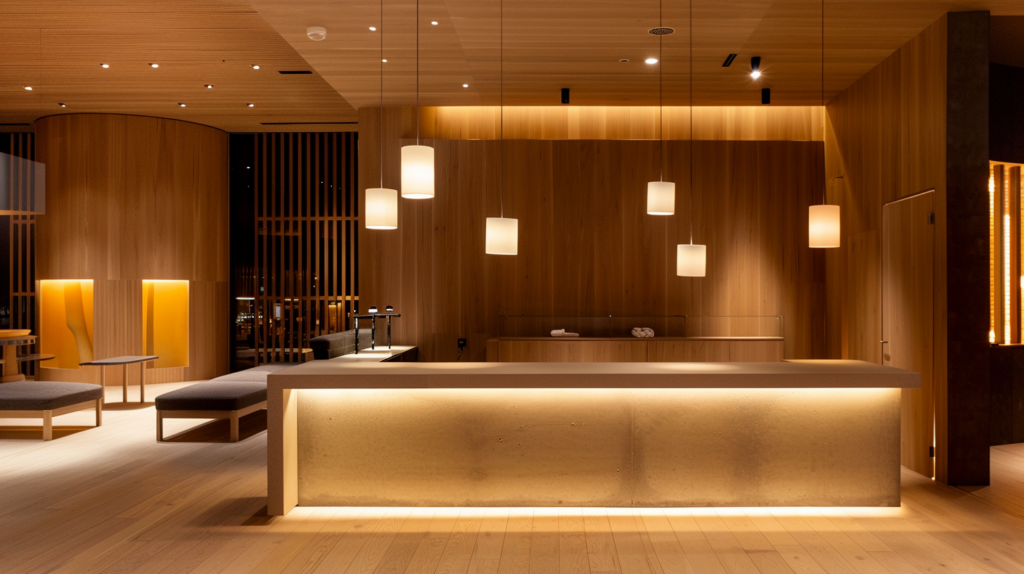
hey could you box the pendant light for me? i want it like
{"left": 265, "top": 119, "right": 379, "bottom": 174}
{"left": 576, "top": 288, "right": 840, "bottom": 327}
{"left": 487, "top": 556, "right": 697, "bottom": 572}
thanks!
{"left": 646, "top": 0, "right": 674, "bottom": 216}
{"left": 401, "top": 0, "right": 434, "bottom": 199}
{"left": 809, "top": 0, "right": 840, "bottom": 248}
{"left": 677, "top": 0, "right": 705, "bottom": 277}
{"left": 366, "top": 0, "right": 398, "bottom": 230}
{"left": 485, "top": 0, "right": 518, "bottom": 255}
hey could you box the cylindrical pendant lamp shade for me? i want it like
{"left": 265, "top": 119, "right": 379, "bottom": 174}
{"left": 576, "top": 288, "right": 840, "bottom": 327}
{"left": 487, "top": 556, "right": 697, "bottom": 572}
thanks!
{"left": 401, "top": 145, "right": 434, "bottom": 199}
{"left": 647, "top": 181, "right": 675, "bottom": 215}
{"left": 809, "top": 204, "right": 841, "bottom": 248}
{"left": 365, "top": 187, "right": 398, "bottom": 229}
{"left": 485, "top": 217, "right": 518, "bottom": 255}
{"left": 677, "top": 244, "right": 706, "bottom": 277}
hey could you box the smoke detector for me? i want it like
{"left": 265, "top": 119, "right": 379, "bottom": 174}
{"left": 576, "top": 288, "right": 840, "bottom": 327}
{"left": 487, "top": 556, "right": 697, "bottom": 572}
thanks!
{"left": 307, "top": 26, "right": 327, "bottom": 41}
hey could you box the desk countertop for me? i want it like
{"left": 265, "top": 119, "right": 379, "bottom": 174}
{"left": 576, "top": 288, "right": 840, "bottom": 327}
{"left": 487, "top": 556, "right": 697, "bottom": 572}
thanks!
{"left": 269, "top": 358, "right": 919, "bottom": 390}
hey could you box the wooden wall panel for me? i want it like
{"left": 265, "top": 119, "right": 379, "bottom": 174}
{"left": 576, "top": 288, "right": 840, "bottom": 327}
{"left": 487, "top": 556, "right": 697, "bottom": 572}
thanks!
{"left": 360, "top": 107, "right": 825, "bottom": 363}
{"left": 825, "top": 13, "right": 991, "bottom": 485}
{"left": 34, "top": 114, "right": 230, "bottom": 384}
{"left": 252, "top": 133, "right": 359, "bottom": 365}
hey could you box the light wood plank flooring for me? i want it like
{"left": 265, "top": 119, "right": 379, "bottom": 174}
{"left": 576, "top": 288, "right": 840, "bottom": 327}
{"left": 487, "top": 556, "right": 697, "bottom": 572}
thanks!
{"left": 2, "top": 382, "right": 1024, "bottom": 574}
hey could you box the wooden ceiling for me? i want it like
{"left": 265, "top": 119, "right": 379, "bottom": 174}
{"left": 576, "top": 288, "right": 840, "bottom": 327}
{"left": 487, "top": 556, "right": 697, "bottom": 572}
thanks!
{"left": 249, "top": 0, "right": 1024, "bottom": 108}
{"left": 0, "top": 0, "right": 357, "bottom": 132}
{"left": 4, "top": 1, "right": 1024, "bottom": 133}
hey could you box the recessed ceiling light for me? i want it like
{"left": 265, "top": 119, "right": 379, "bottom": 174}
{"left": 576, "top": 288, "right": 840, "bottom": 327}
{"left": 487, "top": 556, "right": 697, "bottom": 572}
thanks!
{"left": 620, "top": 59, "right": 629, "bottom": 63}
{"left": 462, "top": 83, "right": 469, "bottom": 88}
{"left": 369, "top": 26, "right": 377, "bottom": 31}
{"left": 645, "top": 58, "right": 658, "bottom": 65}
{"left": 251, "top": 64, "right": 260, "bottom": 70}
{"left": 382, "top": 59, "right": 388, "bottom": 63}
{"left": 204, "top": 84, "right": 214, "bottom": 89}
{"left": 178, "top": 103, "right": 186, "bottom": 107}
{"left": 431, "top": 21, "right": 438, "bottom": 25}
{"left": 58, "top": 103, "right": 66, "bottom": 108}
{"left": 149, "top": 63, "right": 159, "bottom": 68}
{"left": 246, "top": 103, "right": 254, "bottom": 107}
{"left": 24, "top": 86, "right": 32, "bottom": 90}
{"left": 100, "top": 63, "right": 110, "bottom": 68}
{"left": 307, "top": 26, "right": 327, "bottom": 41}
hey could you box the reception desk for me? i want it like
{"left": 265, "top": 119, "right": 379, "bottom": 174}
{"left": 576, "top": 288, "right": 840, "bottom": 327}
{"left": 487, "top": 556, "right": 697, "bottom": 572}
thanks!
{"left": 267, "top": 359, "right": 918, "bottom": 515}
{"left": 487, "top": 336, "right": 784, "bottom": 362}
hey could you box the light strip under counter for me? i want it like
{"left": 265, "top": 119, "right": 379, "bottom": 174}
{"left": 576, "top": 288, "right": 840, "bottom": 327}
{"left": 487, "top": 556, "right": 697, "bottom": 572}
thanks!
{"left": 267, "top": 357, "right": 919, "bottom": 515}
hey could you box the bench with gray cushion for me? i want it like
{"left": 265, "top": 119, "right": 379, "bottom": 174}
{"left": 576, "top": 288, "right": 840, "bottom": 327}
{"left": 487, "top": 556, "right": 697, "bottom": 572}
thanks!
{"left": 155, "top": 364, "right": 291, "bottom": 442}
{"left": 309, "top": 329, "right": 372, "bottom": 360}
{"left": 0, "top": 381, "right": 103, "bottom": 440}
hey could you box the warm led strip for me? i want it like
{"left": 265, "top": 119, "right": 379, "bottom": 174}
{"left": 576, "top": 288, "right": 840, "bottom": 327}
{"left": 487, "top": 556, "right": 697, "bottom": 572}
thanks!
{"left": 990, "top": 167, "right": 996, "bottom": 343}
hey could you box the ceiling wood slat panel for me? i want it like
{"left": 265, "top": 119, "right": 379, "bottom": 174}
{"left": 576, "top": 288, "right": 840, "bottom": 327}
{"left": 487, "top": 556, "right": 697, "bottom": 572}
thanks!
{"left": 0, "top": 0, "right": 358, "bottom": 132}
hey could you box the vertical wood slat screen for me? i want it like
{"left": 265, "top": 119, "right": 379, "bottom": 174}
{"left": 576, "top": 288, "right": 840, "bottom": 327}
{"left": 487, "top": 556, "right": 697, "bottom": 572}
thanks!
{"left": 1, "top": 133, "right": 36, "bottom": 341}
{"left": 991, "top": 161, "right": 1024, "bottom": 345}
{"left": 253, "top": 133, "right": 359, "bottom": 364}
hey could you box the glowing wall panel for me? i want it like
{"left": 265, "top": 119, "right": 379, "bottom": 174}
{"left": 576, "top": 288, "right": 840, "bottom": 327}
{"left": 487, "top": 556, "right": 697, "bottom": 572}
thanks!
{"left": 143, "top": 280, "right": 189, "bottom": 369}
{"left": 39, "top": 280, "right": 95, "bottom": 368}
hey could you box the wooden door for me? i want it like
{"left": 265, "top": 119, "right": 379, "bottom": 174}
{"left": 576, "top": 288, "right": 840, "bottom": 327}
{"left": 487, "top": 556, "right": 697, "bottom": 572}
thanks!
{"left": 882, "top": 191, "right": 935, "bottom": 477}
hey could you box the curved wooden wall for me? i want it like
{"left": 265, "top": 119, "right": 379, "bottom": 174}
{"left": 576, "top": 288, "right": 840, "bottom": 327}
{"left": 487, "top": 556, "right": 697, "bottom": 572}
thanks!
{"left": 35, "top": 114, "right": 230, "bottom": 384}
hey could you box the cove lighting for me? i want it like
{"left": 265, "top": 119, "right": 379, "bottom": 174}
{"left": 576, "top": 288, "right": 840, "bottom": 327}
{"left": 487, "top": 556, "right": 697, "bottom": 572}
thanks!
{"left": 645, "top": 58, "right": 658, "bottom": 64}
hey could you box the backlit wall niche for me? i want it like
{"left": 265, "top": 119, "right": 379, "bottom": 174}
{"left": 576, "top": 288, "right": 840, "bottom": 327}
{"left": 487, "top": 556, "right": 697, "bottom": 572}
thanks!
{"left": 39, "top": 280, "right": 94, "bottom": 369}
{"left": 990, "top": 162, "right": 1024, "bottom": 344}
{"left": 142, "top": 280, "right": 189, "bottom": 369}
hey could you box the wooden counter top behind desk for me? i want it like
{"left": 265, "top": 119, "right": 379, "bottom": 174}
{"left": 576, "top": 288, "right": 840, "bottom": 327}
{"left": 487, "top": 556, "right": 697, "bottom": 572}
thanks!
{"left": 485, "top": 336, "right": 785, "bottom": 362}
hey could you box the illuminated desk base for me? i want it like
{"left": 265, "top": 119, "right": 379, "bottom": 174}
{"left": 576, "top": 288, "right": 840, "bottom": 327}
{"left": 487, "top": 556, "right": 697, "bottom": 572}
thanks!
{"left": 268, "top": 360, "right": 915, "bottom": 515}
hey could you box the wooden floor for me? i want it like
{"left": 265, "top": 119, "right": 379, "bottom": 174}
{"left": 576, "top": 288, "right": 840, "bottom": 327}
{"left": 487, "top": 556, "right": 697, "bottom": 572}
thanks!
{"left": 3, "top": 383, "right": 1024, "bottom": 574}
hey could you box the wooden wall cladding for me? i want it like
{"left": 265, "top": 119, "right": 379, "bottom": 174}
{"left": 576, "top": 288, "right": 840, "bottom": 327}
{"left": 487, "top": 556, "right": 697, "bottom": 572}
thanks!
{"left": 360, "top": 107, "right": 825, "bottom": 363}
{"left": 34, "top": 114, "right": 230, "bottom": 384}
{"left": 825, "top": 13, "right": 991, "bottom": 485}
{"left": 0, "top": 133, "right": 36, "bottom": 341}
{"left": 409, "top": 106, "right": 824, "bottom": 142}
{"left": 253, "top": 132, "right": 359, "bottom": 365}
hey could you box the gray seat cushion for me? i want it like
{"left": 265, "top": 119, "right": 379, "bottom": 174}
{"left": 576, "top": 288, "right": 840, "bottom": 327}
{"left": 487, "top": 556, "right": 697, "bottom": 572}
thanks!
{"left": 0, "top": 381, "right": 103, "bottom": 411}
{"left": 310, "top": 329, "right": 372, "bottom": 360}
{"left": 155, "top": 381, "right": 267, "bottom": 412}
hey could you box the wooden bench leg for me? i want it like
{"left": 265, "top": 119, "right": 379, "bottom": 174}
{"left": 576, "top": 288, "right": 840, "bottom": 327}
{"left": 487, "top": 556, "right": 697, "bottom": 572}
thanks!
{"left": 43, "top": 411, "right": 53, "bottom": 441}
{"left": 157, "top": 411, "right": 164, "bottom": 442}
{"left": 96, "top": 399, "right": 103, "bottom": 427}
{"left": 229, "top": 412, "right": 239, "bottom": 442}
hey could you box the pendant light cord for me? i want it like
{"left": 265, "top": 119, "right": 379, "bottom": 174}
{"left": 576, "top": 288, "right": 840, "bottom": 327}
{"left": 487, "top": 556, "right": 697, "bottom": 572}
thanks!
{"left": 688, "top": 0, "right": 693, "bottom": 245}
{"left": 379, "top": 0, "right": 384, "bottom": 187}
{"left": 499, "top": 0, "right": 504, "bottom": 219}
{"left": 416, "top": 0, "right": 420, "bottom": 145}
{"left": 659, "top": 0, "right": 664, "bottom": 182}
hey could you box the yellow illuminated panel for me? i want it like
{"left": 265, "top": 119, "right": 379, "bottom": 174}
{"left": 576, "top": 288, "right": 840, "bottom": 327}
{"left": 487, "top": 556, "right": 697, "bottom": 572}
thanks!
{"left": 39, "top": 280, "right": 95, "bottom": 368}
{"left": 991, "top": 167, "right": 996, "bottom": 343}
{"left": 142, "top": 280, "right": 189, "bottom": 369}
